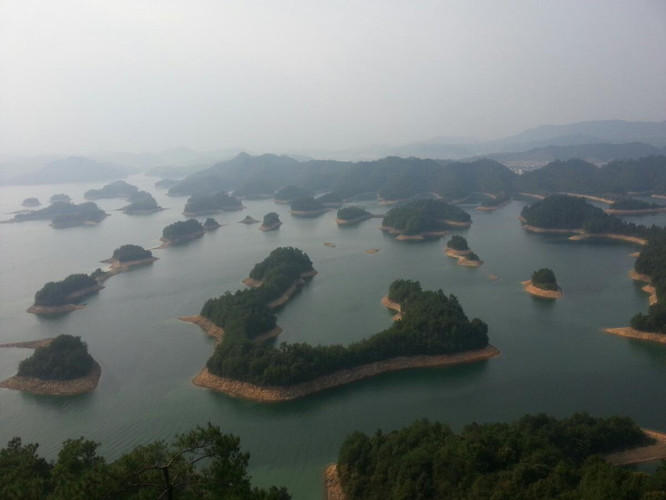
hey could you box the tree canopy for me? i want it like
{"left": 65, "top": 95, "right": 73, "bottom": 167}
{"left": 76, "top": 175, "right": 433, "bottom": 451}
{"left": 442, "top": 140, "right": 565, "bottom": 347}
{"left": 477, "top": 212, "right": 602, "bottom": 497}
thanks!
{"left": 162, "top": 219, "right": 204, "bottom": 242}
{"left": 337, "top": 206, "right": 370, "bottom": 220}
{"left": 17, "top": 335, "right": 94, "bottom": 381}
{"left": 447, "top": 235, "right": 469, "bottom": 251}
{"left": 34, "top": 274, "right": 98, "bottom": 306}
{"left": 183, "top": 191, "right": 242, "bottom": 215}
{"left": 531, "top": 268, "right": 558, "bottom": 291}
{"left": 383, "top": 199, "right": 470, "bottom": 235}
{"left": 112, "top": 245, "right": 152, "bottom": 263}
{"left": 84, "top": 180, "right": 138, "bottom": 200}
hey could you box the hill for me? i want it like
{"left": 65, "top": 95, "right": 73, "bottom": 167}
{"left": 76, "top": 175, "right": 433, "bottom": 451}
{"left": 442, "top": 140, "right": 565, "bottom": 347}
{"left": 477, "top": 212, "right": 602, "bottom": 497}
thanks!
{"left": 7, "top": 156, "right": 133, "bottom": 185}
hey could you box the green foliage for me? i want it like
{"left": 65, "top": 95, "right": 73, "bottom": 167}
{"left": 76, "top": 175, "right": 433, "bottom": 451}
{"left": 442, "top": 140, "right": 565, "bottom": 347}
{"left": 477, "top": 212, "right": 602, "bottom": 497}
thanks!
{"left": 203, "top": 217, "right": 220, "bottom": 229}
{"left": 337, "top": 413, "right": 661, "bottom": 500}
{"left": 447, "top": 235, "right": 469, "bottom": 251}
{"left": 628, "top": 231, "right": 666, "bottom": 333}
{"left": 184, "top": 191, "right": 242, "bottom": 214}
{"left": 611, "top": 198, "right": 661, "bottom": 211}
{"left": 49, "top": 194, "right": 71, "bottom": 203}
{"left": 275, "top": 185, "right": 311, "bottom": 202}
{"left": 384, "top": 199, "right": 470, "bottom": 235}
{"left": 316, "top": 191, "right": 344, "bottom": 204}
{"left": 122, "top": 191, "right": 159, "bottom": 213}
{"left": 84, "top": 180, "right": 138, "bottom": 200}
{"left": 481, "top": 191, "right": 511, "bottom": 207}
{"left": 17, "top": 335, "right": 94, "bottom": 380}
{"left": 466, "top": 252, "right": 480, "bottom": 261}
{"left": 262, "top": 212, "right": 281, "bottom": 226}
{"left": 112, "top": 244, "right": 152, "bottom": 262}
{"left": 388, "top": 279, "right": 422, "bottom": 303}
{"left": 531, "top": 268, "right": 558, "bottom": 291}
{"left": 290, "top": 196, "right": 325, "bottom": 212}
{"left": 34, "top": 274, "right": 98, "bottom": 306}
{"left": 162, "top": 219, "right": 204, "bottom": 241}
{"left": 0, "top": 424, "right": 291, "bottom": 499}
{"left": 337, "top": 206, "right": 370, "bottom": 220}
{"left": 15, "top": 202, "right": 106, "bottom": 224}
{"left": 521, "top": 195, "right": 597, "bottom": 229}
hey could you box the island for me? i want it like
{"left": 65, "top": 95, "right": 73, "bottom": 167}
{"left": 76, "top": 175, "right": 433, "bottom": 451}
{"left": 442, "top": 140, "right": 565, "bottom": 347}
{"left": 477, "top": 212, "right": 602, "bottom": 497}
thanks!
{"left": 97, "top": 245, "right": 158, "bottom": 281}
{"left": 274, "top": 185, "right": 311, "bottom": 204}
{"left": 184, "top": 260, "right": 497, "bottom": 401}
{"left": 239, "top": 215, "right": 260, "bottom": 224}
{"left": 84, "top": 180, "right": 139, "bottom": 200}
{"left": 27, "top": 273, "right": 104, "bottom": 315}
{"left": 259, "top": 212, "right": 282, "bottom": 231}
{"left": 7, "top": 201, "right": 107, "bottom": 227}
{"left": 203, "top": 217, "right": 221, "bottom": 230}
{"left": 523, "top": 267, "right": 562, "bottom": 299}
{"left": 606, "top": 197, "right": 666, "bottom": 215}
{"left": 329, "top": 413, "right": 665, "bottom": 500}
{"left": 21, "top": 197, "right": 40, "bottom": 207}
{"left": 335, "top": 206, "right": 372, "bottom": 225}
{"left": 290, "top": 196, "right": 327, "bottom": 217}
{"left": 0, "top": 335, "right": 100, "bottom": 396}
{"left": 381, "top": 199, "right": 471, "bottom": 240}
{"left": 183, "top": 191, "right": 243, "bottom": 216}
{"left": 444, "top": 235, "right": 484, "bottom": 267}
{"left": 120, "top": 191, "right": 163, "bottom": 214}
{"left": 49, "top": 193, "right": 71, "bottom": 203}
{"left": 159, "top": 219, "right": 205, "bottom": 247}
{"left": 476, "top": 191, "right": 511, "bottom": 211}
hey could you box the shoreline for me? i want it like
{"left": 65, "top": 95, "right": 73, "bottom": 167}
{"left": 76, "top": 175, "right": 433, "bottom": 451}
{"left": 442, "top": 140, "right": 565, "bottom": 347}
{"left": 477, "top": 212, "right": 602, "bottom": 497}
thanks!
{"left": 381, "top": 224, "right": 448, "bottom": 240}
{"left": 242, "top": 270, "right": 318, "bottom": 309}
{"left": 0, "top": 338, "right": 54, "bottom": 349}
{"left": 558, "top": 192, "right": 615, "bottom": 204}
{"left": 335, "top": 214, "right": 373, "bottom": 225}
{"left": 27, "top": 284, "right": 105, "bottom": 315}
{"left": 156, "top": 231, "right": 205, "bottom": 249}
{"left": 183, "top": 206, "right": 243, "bottom": 217}
{"left": 258, "top": 222, "right": 282, "bottom": 231}
{"left": 605, "top": 430, "right": 666, "bottom": 465}
{"left": 192, "top": 345, "right": 500, "bottom": 402}
{"left": 445, "top": 247, "right": 483, "bottom": 267}
{"left": 179, "top": 315, "right": 282, "bottom": 343}
{"left": 476, "top": 199, "right": 510, "bottom": 212}
{"left": 0, "top": 361, "right": 101, "bottom": 396}
{"left": 629, "top": 270, "right": 657, "bottom": 305}
{"left": 239, "top": 216, "right": 260, "bottom": 224}
{"left": 97, "top": 257, "right": 159, "bottom": 282}
{"left": 522, "top": 280, "right": 562, "bottom": 299}
{"left": 606, "top": 207, "right": 666, "bottom": 215}
{"left": 324, "top": 464, "right": 345, "bottom": 500}
{"left": 121, "top": 207, "right": 165, "bottom": 215}
{"left": 381, "top": 295, "right": 402, "bottom": 320}
{"left": 290, "top": 208, "right": 328, "bottom": 217}
{"left": 569, "top": 233, "right": 647, "bottom": 245}
{"left": 604, "top": 327, "right": 666, "bottom": 345}
{"left": 520, "top": 220, "right": 582, "bottom": 235}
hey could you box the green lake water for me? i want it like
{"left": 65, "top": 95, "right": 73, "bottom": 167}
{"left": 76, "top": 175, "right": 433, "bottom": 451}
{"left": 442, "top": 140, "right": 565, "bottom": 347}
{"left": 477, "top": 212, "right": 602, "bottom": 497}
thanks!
{"left": 1, "top": 176, "right": 665, "bottom": 499}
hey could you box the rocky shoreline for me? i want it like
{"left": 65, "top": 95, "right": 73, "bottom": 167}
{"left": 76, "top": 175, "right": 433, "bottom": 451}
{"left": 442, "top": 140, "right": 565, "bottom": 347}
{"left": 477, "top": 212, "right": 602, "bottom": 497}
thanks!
{"left": 242, "top": 270, "right": 318, "bottom": 309}
{"left": 0, "top": 361, "right": 101, "bottom": 396}
{"left": 522, "top": 280, "right": 562, "bottom": 299}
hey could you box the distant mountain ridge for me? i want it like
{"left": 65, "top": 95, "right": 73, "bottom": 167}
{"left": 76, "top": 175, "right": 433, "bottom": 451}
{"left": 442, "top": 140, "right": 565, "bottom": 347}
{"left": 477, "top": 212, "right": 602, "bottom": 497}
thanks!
{"left": 6, "top": 156, "right": 133, "bottom": 185}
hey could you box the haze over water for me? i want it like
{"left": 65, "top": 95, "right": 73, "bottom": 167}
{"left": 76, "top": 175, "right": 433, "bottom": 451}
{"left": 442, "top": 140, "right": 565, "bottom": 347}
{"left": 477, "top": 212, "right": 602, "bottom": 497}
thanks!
{"left": 1, "top": 177, "right": 665, "bottom": 498}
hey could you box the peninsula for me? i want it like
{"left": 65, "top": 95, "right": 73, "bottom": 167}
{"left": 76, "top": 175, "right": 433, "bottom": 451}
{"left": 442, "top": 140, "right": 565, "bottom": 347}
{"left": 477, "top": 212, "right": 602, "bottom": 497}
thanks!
{"left": 0, "top": 335, "right": 101, "bottom": 396}
{"left": 444, "top": 235, "right": 483, "bottom": 267}
{"left": 159, "top": 219, "right": 205, "bottom": 247}
{"left": 27, "top": 273, "right": 104, "bottom": 315}
{"left": 606, "top": 197, "right": 666, "bottom": 215}
{"left": 523, "top": 268, "right": 562, "bottom": 299}
{"left": 258, "top": 212, "right": 282, "bottom": 231}
{"left": 7, "top": 201, "right": 107, "bottom": 227}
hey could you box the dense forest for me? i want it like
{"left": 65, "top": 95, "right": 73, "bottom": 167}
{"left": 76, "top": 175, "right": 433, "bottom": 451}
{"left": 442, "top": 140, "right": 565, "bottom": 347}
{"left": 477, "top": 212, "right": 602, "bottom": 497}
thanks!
{"left": 383, "top": 199, "right": 471, "bottom": 235}
{"left": 610, "top": 198, "right": 662, "bottom": 211}
{"left": 17, "top": 335, "right": 94, "bottom": 380}
{"left": 290, "top": 196, "right": 325, "bottom": 213}
{"left": 447, "top": 235, "right": 469, "bottom": 251}
{"left": 0, "top": 424, "right": 290, "bottom": 500}
{"left": 121, "top": 191, "right": 160, "bottom": 213}
{"left": 50, "top": 203, "right": 108, "bottom": 228}
{"left": 203, "top": 217, "right": 221, "bottom": 230}
{"left": 162, "top": 219, "right": 204, "bottom": 242}
{"left": 630, "top": 232, "right": 666, "bottom": 333}
{"left": 337, "top": 206, "right": 371, "bottom": 221}
{"left": 13, "top": 201, "right": 106, "bottom": 225}
{"left": 22, "top": 197, "right": 40, "bottom": 207}
{"left": 206, "top": 278, "right": 488, "bottom": 386}
{"left": 262, "top": 212, "right": 281, "bottom": 226}
{"left": 233, "top": 178, "right": 275, "bottom": 198}
{"left": 84, "top": 180, "right": 138, "bottom": 200}
{"left": 531, "top": 268, "right": 558, "bottom": 291}
{"left": 49, "top": 193, "right": 71, "bottom": 203}
{"left": 274, "top": 185, "right": 311, "bottom": 202}
{"left": 111, "top": 245, "right": 152, "bottom": 263}
{"left": 337, "top": 413, "right": 663, "bottom": 500}
{"left": 183, "top": 191, "right": 242, "bottom": 215}
{"left": 33, "top": 274, "right": 99, "bottom": 307}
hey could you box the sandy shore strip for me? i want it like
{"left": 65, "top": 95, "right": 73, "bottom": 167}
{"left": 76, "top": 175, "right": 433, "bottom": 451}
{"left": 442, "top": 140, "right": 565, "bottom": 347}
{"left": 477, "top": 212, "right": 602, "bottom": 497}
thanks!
{"left": 442, "top": 219, "right": 471, "bottom": 228}
{"left": 290, "top": 209, "right": 328, "bottom": 217}
{"left": 364, "top": 249, "right": 380, "bottom": 254}
{"left": 606, "top": 207, "right": 666, "bottom": 215}
{"left": 522, "top": 280, "right": 562, "bottom": 299}
{"left": 518, "top": 192, "right": 546, "bottom": 200}
{"left": 0, "top": 338, "right": 54, "bottom": 349}
{"left": 239, "top": 216, "right": 259, "bottom": 224}
{"left": 258, "top": 222, "right": 281, "bottom": 231}
{"left": 381, "top": 295, "right": 402, "bottom": 320}
{"left": 445, "top": 248, "right": 483, "bottom": 267}
{"left": 521, "top": 223, "right": 583, "bottom": 235}
{"left": 604, "top": 327, "right": 666, "bottom": 345}
{"left": 179, "top": 315, "right": 225, "bottom": 340}
{"left": 96, "top": 257, "right": 159, "bottom": 282}
{"left": 324, "top": 464, "right": 346, "bottom": 500}
{"left": 476, "top": 199, "right": 510, "bottom": 212}
{"left": 606, "top": 430, "right": 666, "bottom": 465}
{"left": 0, "top": 361, "right": 101, "bottom": 396}
{"left": 558, "top": 192, "right": 615, "bottom": 204}
{"left": 324, "top": 242, "right": 336, "bottom": 247}
{"left": 192, "top": 345, "right": 500, "bottom": 402}
{"left": 569, "top": 233, "right": 647, "bottom": 245}
{"left": 335, "top": 215, "right": 372, "bottom": 225}
{"left": 629, "top": 270, "right": 657, "bottom": 305}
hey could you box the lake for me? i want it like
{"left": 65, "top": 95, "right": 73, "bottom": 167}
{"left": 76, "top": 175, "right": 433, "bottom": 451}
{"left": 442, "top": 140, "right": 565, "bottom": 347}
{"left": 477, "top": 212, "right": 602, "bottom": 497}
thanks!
{"left": 1, "top": 176, "right": 665, "bottom": 499}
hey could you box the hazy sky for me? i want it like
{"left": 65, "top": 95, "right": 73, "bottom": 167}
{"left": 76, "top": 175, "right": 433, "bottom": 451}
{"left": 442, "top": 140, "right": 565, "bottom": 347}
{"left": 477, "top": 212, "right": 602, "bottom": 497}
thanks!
{"left": 1, "top": 0, "right": 665, "bottom": 155}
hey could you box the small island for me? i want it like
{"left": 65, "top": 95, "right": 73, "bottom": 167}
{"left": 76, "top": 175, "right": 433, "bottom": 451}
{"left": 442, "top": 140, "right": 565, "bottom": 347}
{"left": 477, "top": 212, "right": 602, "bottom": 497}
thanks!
{"left": 120, "top": 191, "right": 163, "bottom": 214}
{"left": 7, "top": 201, "right": 108, "bottom": 227}
{"left": 476, "top": 192, "right": 511, "bottom": 212}
{"left": 22, "top": 197, "right": 40, "bottom": 207}
{"left": 239, "top": 215, "right": 260, "bottom": 224}
{"left": 49, "top": 193, "right": 71, "bottom": 203}
{"left": 523, "top": 268, "right": 562, "bottom": 299}
{"left": 444, "top": 235, "right": 483, "bottom": 267}
{"left": 381, "top": 199, "right": 470, "bottom": 240}
{"left": 27, "top": 273, "right": 104, "bottom": 315}
{"left": 259, "top": 212, "right": 282, "bottom": 231}
{"left": 274, "top": 185, "right": 311, "bottom": 204}
{"left": 159, "top": 219, "right": 205, "bottom": 247}
{"left": 606, "top": 197, "right": 666, "bottom": 215}
{"left": 97, "top": 245, "right": 158, "bottom": 280}
{"left": 203, "top": 217, "right": 221, "bottom": 231}
{"left": 183, "top": 191, "right": 243, "bottom": 216}
{"left": 290, "top": 196, "right": 328, "bottom": 217}
{"left": 335, "top": 206, "right": 372, "bottom": 225}
{"left": 0, "top": 335, "right": 101, "bottom": 395}
{"left": 84, "top": 180, "right": 138, "bottom": 200}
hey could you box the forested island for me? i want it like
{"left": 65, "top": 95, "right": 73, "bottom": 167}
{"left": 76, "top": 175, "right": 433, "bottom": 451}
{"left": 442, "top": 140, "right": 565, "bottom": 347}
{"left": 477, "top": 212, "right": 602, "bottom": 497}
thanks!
{"left": 7, "top": 201, "right": 108, "bottom": 227}
{"left": 21, "top": 197, "right": 40, "bottom": 207}
{"left": 183, "top": 191, "right": 243, "bottom": 216}
{"left": 606, "top": 197, "right": 666, "bottom": 215}
{"left": 0, "top": 424, "right": 291, "bottom": 499}
{"left": 329, "top": 413, "right": 666, "bottom": 500}
{"left": 444, "top": 236, "right": 483, "bottom": 267}
{"left": 203, "top": 217, "right": 221, "bottom": 230}
{"left": 336, "top": 206, "right": 372, "bottom": 225}
{"left": 259, "top": 212, "right": 282, "bottom": 231}
{"left": 316, "top": 191, "right": 344, "bottom": 207}
{"left": 523, "top": 268, "right": 562, "bottom": 299}
{"left": 274, "top": 185, "right": 311, "bottom": 204}
{"left": 160, "top": 219, "right": 205, "bottom": 246}
{"left": 186, "top": 265, "right": 497, "bottom": 401}
{"left": 289, "top": 196, "right": 327, "bottom": 217}
{"left": 381, "top": 199, "right": 471, "bottom": 240}
{"left": 84, "top": 180, "right": 138, "bottom": 200}
{"left": 97, "top": 245, "right": 158, "bottom": 280}
{"left": 49, "top": 193, "right": 71, "bottom": 203}
{"left": 27, "top": 274, "right": 104, "bottom": 315}
{"left": 0, "top": 335, "right": 101, "bottom": 395}
{"left": 120, "top": 191, "right": 162, "bottom": 214}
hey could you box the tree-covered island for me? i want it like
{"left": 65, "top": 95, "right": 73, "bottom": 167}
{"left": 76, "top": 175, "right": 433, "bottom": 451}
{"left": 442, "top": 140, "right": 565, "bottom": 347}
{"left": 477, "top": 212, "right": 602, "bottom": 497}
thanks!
{"left": 329, "top": 413, "right": 666, "bottom": 500}
{"left": 259, "top": 212, "right": 282, "bottom": 231}
{"left": 523, "top": 268, "right": 562, "bottom": 299}
{"left": 336, "top": 206, "right": 373, "bottom": 225}
{"left": 184, "top": 262, "right": 497, "bottom": 401}
{"left": 21, "top": 197, "right": 40, "bottom": 207}
{"left": 27, "top": 274, "right": 104, "bottom": 315}
{"left": 381, "top": 199, "right": 471, "bottom": 240}
{"left": 120, "top": 191, "right": 162, "bottom": 214}
{"left": 289, "top": 196, "right": 327, "bottom": 217}
{"left": 445, "top": 236, "right": 483, "bottom": 267}
{"left": 84, "top": 180, "right": 138, "bottom": 200}
{"left": 183, "top": 191, "right": 243, "bottom": 216}
{"left": 7, "top": 201, "right": 108, "bottom": 227}
{"left": 0, "top": 335, "right": 101, "bottom": 395}
{"left": 160, "top": 219, "right": 205, "bottom": 246}
{"left": 49, "top": 193, "right": 71, "bottom": 203}
{"left": 203, "top": 217, "right": 221, "bottom": 230}
{"left": 95, "top": 245, "right": 158, "bottom": 282}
